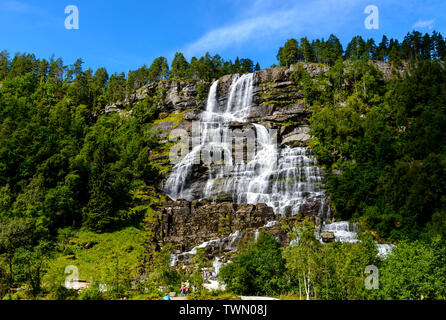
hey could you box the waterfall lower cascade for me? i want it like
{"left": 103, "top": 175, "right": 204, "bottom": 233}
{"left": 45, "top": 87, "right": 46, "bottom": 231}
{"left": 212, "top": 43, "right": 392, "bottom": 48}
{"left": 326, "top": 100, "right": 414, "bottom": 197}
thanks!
{"left": 164, "top": 73, "right": 328, "bottom": 218}
{"left": 319, "top": 221, "right": 395, "bottom": 257}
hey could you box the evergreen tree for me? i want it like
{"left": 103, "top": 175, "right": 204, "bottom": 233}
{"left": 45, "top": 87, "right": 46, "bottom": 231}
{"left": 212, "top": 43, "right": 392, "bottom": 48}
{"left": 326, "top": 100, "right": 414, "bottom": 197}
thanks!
{"left": 389, "top": 42, "right": 402, "bottom": 65}
{"left": 188, "top": 56, "right": 199, "bottom": 79}
{"left": 402, "top": 31, "right": 423, "bottom": 61}
{"left": 234, "top": 57, "right": 241, "bottom": 73}
{"left": 240, "top": 58, "right": 254, "bottom": 73}
{"left": 170, "top": 52, "right": 189, "bottom": 78}
{"left": 277, "top": 39, "right": 302, "bottom": 67}
{"left": 0, "top": 50, "right": 10, "bottom": 81}
{"left": 48, "top": 55, "right": 65, "bottom": 82}
{"left": 345, "top": 36, "right": 366, "bottom": 60}
{"left": 127, "top": 65, "right": 149, "bottom": 93}
{"left": 82, "top": 142, "right": 114, "bottom": 232}
{"left": 148, "top": 56, "right": 169, "bottom": 82}
{"left": 377, "top": 35, "right": 389, "bottom": 61}
{"left": 421, "top": 33, "right": 433, "bottom": 60}
{"left": 366, "top": 38, "right": 377, "bottom": 60}
{"left": 432, "top": 31, "right": 446, "bottom": 59}
{"left": 106, "top": 72, "right": 126, "bottom": 103}
{"left": 326, "top": 34, "right": 344, "bottom": 65}
{"left": 300, "top": 37, "right": 314, "bottom": 62}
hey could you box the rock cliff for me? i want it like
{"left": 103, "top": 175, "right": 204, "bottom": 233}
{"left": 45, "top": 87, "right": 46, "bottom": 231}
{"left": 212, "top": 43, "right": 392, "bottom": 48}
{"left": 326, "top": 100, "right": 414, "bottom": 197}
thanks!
{"left": 104, "top": 62, "right": 401, "bottom": 267}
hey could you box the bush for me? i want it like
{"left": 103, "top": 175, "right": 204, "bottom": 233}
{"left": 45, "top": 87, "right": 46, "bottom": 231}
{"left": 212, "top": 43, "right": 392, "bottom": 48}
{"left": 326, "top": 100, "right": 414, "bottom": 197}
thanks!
{"left": 219, "top": 231, "right": 286, "bottom": 296}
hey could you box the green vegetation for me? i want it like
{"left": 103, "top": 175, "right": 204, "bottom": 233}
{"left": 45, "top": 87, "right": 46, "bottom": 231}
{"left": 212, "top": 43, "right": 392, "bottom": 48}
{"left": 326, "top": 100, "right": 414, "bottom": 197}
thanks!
{"left": 277, "top": 31, "right": 445, "bottom": 66}
{"left": 0, "top": 30, "right": 445, "bottom": 300}
{"left": 220, "top": 231, "right": 286, "bottom": 296}
{"left": 296, "top": 56, "right": 446, "bottom": 242}
{"left": 0, "top": 51, "right": 168, "bottom": 299}
{"left": 219, "top": 220, "right": 446, "bottom": 300}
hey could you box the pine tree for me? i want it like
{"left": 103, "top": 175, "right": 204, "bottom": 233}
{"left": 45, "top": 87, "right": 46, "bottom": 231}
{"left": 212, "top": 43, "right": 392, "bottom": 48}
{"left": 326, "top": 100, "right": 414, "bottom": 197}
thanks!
{"left": 240, "top": 58, "right": 254, "bottom": 73}
{"left": 277, "top": 39, "right": 302, "bottom": 67}
{"left": 0, "top": 50, "right": 10, "bottom": 81}
{"left": 234, "top": 57, "right": 241, "bottom": 73}
{"left": 188, "top": 56, "right": 199, "bottom": 79}
{"left": 300, "top": 37, "right": 314, "bottom": 63}
{"left": 389, "top": 46, "right": 401, "bottom": 66}
{"left": 432, "top": 31, "right": 446, "bottom": 59}
{"left": 421, "top": 33, "right": 433, "bottom": 60}
{"left": 170, "top": 52, "right": 189, "bottom": 79}
{"left": 345, "top": 36, "right": 366, "bottom": 60}
{"left": 326, "top": 34, "right": 344, "bottom": 65}
{"left": 366, "top": 38, "right": 377, "bottom": 60}
{"left": 82, "top": 142, "right": 114, "bottom": 232}
{"left": 377, "top": 35, "right": 389, "bottom": 61}
{"left": 106, "top": 72, "right": 126, "bottom": 102}
{"left": 148, "top": 57, "right": 169, "bottom": 82}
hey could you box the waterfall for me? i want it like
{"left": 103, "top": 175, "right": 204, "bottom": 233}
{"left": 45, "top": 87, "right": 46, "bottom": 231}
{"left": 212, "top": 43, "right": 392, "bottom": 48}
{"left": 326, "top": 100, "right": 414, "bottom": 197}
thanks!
{"left": 164, "top": 73, "right": 396, "bottom": 259}
{"left": 164, "top": 73, "right": 328, "bottom": 217}
{"left": 318, "top": 221, "right": 395, "bottom": 257}
{"left": 320, "top": 221, "right": 359, "bottom": 243}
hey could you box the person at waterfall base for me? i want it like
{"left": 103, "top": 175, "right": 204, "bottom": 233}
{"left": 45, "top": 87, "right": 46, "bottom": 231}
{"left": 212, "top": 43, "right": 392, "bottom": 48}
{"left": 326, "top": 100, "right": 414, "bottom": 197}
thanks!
{"left": 163, "top": 293, "right": 170, "bottom": 300}
{"left": 185, "top": 280, "right": 190, "bottom": 294}
{"left": 180, "top": 282, "right": 185, "bottom": 296}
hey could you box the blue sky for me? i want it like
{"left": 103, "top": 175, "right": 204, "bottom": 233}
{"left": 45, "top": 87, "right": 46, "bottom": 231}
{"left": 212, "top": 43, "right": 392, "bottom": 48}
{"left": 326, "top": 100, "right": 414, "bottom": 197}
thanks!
{"left": 1, "top": 0, "right": 445, "bottom": 74}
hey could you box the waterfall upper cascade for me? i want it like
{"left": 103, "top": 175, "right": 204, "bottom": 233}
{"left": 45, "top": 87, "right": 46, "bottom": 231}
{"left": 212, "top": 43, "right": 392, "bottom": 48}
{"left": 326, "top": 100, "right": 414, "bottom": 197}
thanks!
{"left": 164, "top": 73, "right": 328, "bottom": 217}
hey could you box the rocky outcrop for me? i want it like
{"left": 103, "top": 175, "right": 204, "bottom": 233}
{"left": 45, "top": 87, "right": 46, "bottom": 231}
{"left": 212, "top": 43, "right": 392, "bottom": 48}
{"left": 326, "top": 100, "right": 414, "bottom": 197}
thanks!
{"left": 321, "top": 232, "right": 335, "bottom": 243}
{"left": 148, "top": 198, "right": 276, "bottom": 253}
{"left": 103, "top": 61, "right": 406, "bottom": 119}
{"left": 105, "top": 79, "right": 210, "bottom": 115}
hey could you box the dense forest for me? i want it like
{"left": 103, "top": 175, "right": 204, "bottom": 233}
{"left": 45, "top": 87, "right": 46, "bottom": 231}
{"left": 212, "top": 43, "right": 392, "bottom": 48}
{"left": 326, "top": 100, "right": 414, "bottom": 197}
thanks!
{"left": 0, "top": 31, "right": 445, "bottom": 300}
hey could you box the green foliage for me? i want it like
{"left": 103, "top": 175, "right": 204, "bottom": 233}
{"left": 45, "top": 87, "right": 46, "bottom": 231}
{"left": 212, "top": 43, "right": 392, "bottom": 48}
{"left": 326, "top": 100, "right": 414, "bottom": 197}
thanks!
{"left": 146, "top": 246, "right": 180, "bottom": 291}
{"left": 306, "top": 58, "right": 446, "bottom": 241}
{"left": 148, "top": 57, "right": 170, "bottom": 82}
{"left": 188, "top": 289, "right": 241, "bottom": 300}
{"left": 276, "top": 31, "right": 445, "bottom": 66}
{"left": 171, "top": 52, "right": 189, "bottom": 78}
{"left": 0, "top": 51, "right": 166, "bottom": 298}
{"left": 196, "top": 82, "right": 208, "bottom": 104}
{"left": 219, "top": 231, "right": 286, "bottom": 295}
{"left": 0, "top": 30, "right": 445, "bottom": 300}
{"left": 378, "top": 240, "right": 446, "bottom": 300}
{"left": 277, "top": 39, "right": 302, "bottom": 67}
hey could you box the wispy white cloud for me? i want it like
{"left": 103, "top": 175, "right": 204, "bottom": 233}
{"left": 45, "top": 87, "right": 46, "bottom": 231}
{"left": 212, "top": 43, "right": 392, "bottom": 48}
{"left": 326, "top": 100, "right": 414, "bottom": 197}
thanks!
{"left": 183, "top": 11, "right": 294, "bottom": 56}
{"left": 0, "top": 0, "right": 36, "bottom": 14}
{"left": 412, "top": 19, "right": 435, "bottom": 30}
{"left": 183, "top": 0, "right": 362, "bottom": 57}
{"left": 0, "top": 1, "right": 57, "bottom": 28}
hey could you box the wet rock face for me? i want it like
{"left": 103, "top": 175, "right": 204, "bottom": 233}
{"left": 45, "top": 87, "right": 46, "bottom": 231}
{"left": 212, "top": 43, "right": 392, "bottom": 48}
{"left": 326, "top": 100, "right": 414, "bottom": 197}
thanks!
{"left": 149, "top": 199, "right": 276, "bottom": 252}
{"left": 300, "top": 197, "right": 322, "bottom": 217}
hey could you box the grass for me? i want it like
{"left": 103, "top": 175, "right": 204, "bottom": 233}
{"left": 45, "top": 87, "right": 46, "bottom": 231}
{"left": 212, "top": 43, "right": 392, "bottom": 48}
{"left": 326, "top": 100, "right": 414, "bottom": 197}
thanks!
{"left": 188, "top": 290, "right": 241, "bottom": 300}
{"left": 153, "top": 108, "right": 197, "bottom": 126}
{"left": 44, "top": 227, "right": 145, "bottom": 286}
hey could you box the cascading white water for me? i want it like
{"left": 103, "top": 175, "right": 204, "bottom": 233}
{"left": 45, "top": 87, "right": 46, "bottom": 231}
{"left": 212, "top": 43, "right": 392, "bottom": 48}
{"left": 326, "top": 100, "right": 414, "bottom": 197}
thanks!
{"left": 318, "top": 221, "right": 395, "bottom": 257}
{"left": 164, "top": 73, "right": 328, "bottom": 217}
{"left": 170, "top": 231, "right": 242, "bottom": 267}
{"left": 321, "top": 221, "right": 359, "bottom": 243}
{"left": 165, "top": 73, "right": 396, "bottom": 259}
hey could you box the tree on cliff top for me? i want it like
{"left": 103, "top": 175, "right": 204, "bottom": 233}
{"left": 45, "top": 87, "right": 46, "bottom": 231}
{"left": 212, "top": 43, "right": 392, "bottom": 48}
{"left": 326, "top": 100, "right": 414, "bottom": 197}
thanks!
{"left": 148, "top": 56, "right": 169, "bottom": 82}
{"left": 277, "top": 38, "right": 302, "bottom": 67}
{"left": 170, "top": 52, "right": 189, "bottom": 79}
